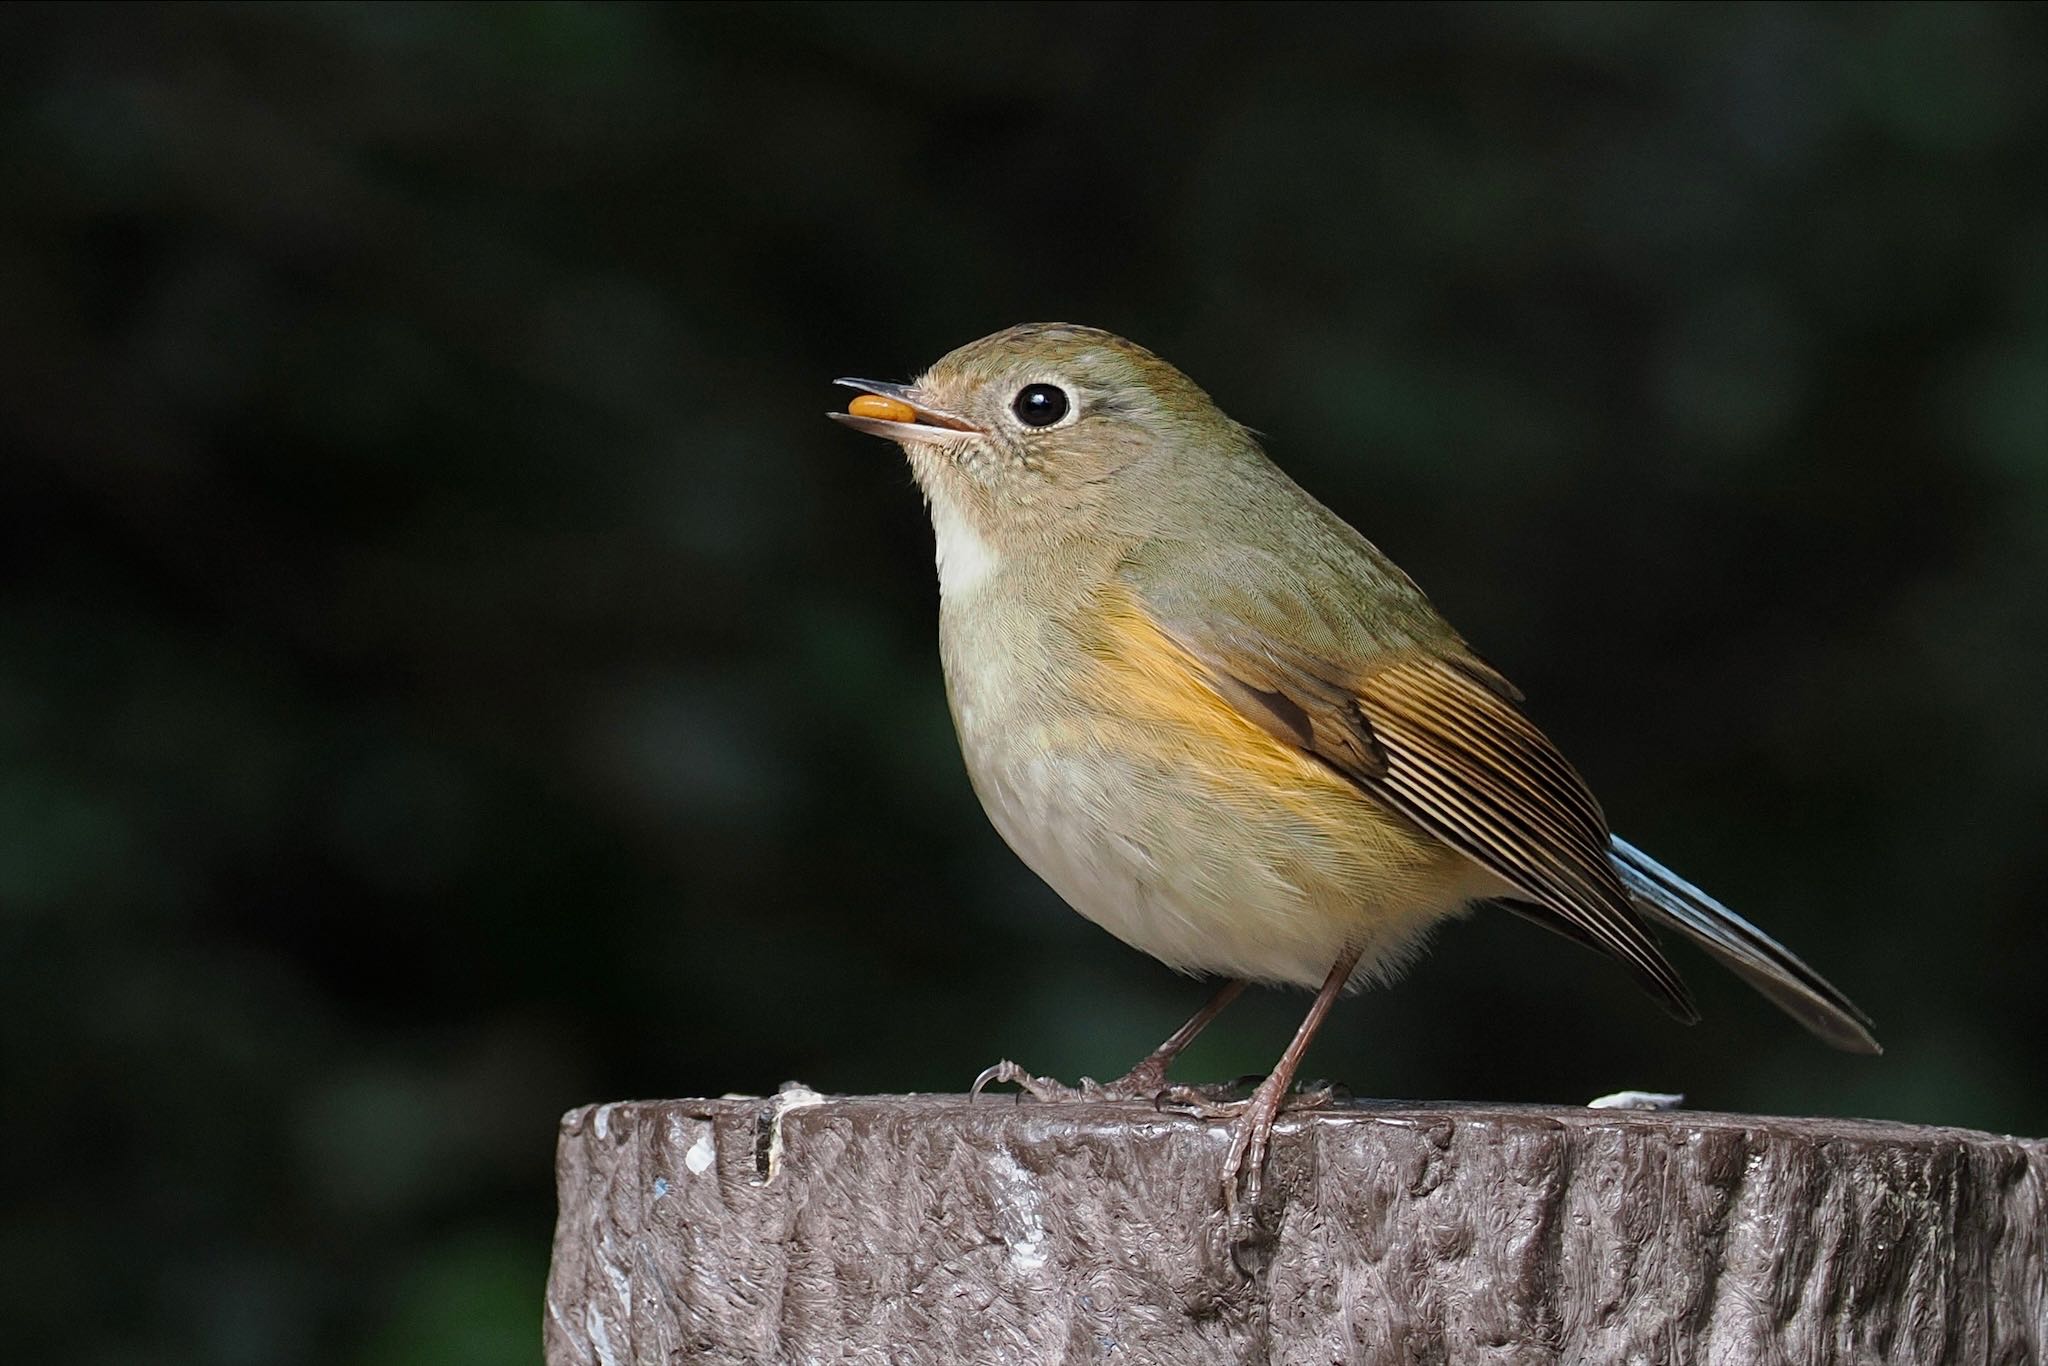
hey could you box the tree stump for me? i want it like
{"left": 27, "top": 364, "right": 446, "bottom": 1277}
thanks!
{"left": 544, "top": 1090, "right": 2047, "bottom": 1364}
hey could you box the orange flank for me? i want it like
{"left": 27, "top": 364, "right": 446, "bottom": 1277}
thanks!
{"left": 1072, "top": 586, "right": 1461, "bottom": 895}
{"left": 1078, "top": 587, "right": 1333, "bottom": 788}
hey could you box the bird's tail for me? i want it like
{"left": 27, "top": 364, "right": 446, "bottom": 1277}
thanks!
{"left": 1609, "top": 836, "right": 1880, "bottom": 1054}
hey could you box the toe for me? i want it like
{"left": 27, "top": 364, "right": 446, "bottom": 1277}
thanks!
{"left": 971, "top": 1060, "right": 1082, "bottom": 1103}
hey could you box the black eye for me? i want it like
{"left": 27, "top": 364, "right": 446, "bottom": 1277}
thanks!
{"left": 1012, "top": 383, "right": 1070, "bottom": 428}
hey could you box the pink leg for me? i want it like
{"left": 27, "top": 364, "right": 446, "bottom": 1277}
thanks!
{"left": 1217, "top": 946, "right": 1363, "bottom": 1214}
{"left": 1101, "top": 979, "right": 1247, "bottom": 1095}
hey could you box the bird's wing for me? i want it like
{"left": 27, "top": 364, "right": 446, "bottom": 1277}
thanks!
{"left": 1122, "top": 543, "right": 1697, "bottom": 1021}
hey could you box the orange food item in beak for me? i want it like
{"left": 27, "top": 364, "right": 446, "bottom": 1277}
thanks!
{"left": 848, "top": 393, "right": 918, "bottom": 424}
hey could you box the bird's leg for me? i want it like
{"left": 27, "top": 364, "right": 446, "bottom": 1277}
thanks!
{"left": 971, "top": 979, "right": 1248, "bottom": 1104}
{"left": 1171, "top": 947, "right": 1362, "bottom": 1216}
{"left": 1093, "top": 979, "right": 1247, "bottom": 1099}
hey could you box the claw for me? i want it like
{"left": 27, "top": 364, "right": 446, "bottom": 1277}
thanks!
{"left": 970, "top": 1059, "right": 1084, "bottom": 1103}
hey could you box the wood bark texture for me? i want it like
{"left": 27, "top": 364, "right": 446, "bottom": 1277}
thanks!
{"left": 544, "top": 1092, "right": 2046, "bottom": 1365}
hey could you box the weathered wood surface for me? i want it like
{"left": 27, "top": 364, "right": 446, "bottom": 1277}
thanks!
{"left": 545, "top": 1090, "right": 2047, "bottom": 1365}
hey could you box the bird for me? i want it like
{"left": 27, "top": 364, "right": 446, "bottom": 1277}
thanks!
{"left": 830, "top": 323, "right": 1878, "bottom": 1214}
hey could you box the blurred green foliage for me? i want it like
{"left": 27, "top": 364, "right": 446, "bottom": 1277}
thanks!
{"left": 2, "top": 3, "right": 2044, "bottom": 1362}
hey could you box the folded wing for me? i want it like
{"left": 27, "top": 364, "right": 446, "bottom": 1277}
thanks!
{"left": 1136, "top": 557, "right": 1698, "bottom": 1022}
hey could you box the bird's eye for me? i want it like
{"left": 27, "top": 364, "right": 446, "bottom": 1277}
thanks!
{"left": 1011, "top": 383, "right": 1070, "bottom": 428}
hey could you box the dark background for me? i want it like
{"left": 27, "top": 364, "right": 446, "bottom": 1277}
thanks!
{"left": 4, "top": 4, "right": 2044, "bottom": 1362}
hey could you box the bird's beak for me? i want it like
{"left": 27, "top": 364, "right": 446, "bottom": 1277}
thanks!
{"left": 828, "top": 378, "right": 984, "bottom": 441}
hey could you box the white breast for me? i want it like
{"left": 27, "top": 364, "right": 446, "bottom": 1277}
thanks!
{"left": 928, "top": 490, "right": 1000, "bottom": 599}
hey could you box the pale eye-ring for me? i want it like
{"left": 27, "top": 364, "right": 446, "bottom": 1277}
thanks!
{"left": 1011, "top": 383, "right": 1071, "bottom": 428}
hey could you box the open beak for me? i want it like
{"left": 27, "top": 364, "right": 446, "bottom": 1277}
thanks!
{"left": 828, "top": 378, "right": 984, "bottom": 441}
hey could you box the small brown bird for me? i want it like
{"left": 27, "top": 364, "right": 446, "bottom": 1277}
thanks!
{"left": 832, "top": 324, "right": 1877, "bottom": 1212}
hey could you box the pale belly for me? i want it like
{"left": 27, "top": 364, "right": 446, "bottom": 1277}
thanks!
{"left": 953, "top": 701, "right": 1498, "bottom": 993}
{"left": 932, "top": 539, "right": 1496, "bottom": 994}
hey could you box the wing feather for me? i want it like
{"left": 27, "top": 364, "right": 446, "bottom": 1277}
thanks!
{"left": 1113, "top": 514, "right": 1871, "bottom": 1048}
{"left": 1357, "top": 657, "right": 1694, "bottom": 1015}
{"left": 1138, "top": 586, "right": 1697, "bottom": 1020}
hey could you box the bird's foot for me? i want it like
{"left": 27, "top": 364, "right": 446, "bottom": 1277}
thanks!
{"left": 1073, "top": 1053, "right": 1218, "bottom": 1103}
{"left": 975, "top": 1056, "right": 1230, "bottom": 1105}
{"left": 970, "top": 1059, "right": 1087, "bottom": 1102}
{"left": 1160, "top": 1078, "right": 1344, "bottom": 1217}
{"left": 1158, "top": 1076, "right": 1342, "bottom": 1118}
{"left": 1156, "top": 1076, "right": 1259, "bottom": 1114}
